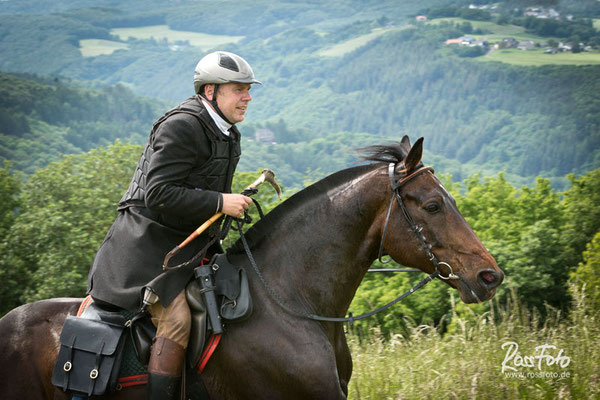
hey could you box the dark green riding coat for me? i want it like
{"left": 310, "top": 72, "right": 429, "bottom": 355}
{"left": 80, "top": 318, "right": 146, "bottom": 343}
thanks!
{"left": 87, "top": 96, "right": 241, "bottom": 310}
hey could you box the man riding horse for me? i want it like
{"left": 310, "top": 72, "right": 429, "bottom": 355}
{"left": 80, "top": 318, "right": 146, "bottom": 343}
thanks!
{"left": 86, "top": 51, "right": 260, "bottom": 400}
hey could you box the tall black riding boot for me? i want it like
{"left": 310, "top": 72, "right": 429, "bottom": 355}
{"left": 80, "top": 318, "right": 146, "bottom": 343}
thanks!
{"left": 147, "top": 336, "right": 185, "bottom": 400}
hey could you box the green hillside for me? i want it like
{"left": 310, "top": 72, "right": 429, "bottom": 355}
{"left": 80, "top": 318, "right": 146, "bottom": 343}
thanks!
{"left": 0, "top": 0, "right": 599, "bottom": 188}
{"left": 1, "top": 5, "right": 600, "bottom": 395}
{"left": 0, "top": 73, "right": 165, "bottom": 173}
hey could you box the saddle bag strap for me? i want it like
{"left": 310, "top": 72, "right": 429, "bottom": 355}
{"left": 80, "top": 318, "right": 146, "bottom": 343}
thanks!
{"left": 87, "top": 341, "right": 105, "bottom": 396}
{"left": 62, "top": 335, "right": 76, "bottom": 391}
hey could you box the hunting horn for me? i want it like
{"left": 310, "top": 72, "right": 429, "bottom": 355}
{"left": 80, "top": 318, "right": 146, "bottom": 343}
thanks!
{"left": 163, "top": 169, "right": 282, "bottom": 269}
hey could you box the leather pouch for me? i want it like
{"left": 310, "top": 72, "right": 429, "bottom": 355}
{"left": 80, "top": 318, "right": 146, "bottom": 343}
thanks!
{"left": 51, "top": 315, "right": 126, "bottom": 397}
{"left": 218, "top": 266, "right": 252, "bottom": 322}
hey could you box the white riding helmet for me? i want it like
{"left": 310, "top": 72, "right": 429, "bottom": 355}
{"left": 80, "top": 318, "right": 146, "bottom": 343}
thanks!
{"left": 194, "top": 51, "right": 261, "bottom": 93}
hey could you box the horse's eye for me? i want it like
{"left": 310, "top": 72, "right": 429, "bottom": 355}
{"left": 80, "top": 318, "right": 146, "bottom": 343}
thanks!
{"left": 424, "top": 201, "right": 441, "bottom": 214}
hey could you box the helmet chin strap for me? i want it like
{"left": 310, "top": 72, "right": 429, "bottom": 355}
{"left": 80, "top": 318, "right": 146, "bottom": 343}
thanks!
{"left": 201, "top": 84, "right": 235, "bottom": 125}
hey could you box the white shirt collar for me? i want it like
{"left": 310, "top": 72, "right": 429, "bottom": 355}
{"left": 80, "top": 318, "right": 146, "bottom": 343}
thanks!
{"left": 201, "top": 99, "right": 232, "bottom": 136}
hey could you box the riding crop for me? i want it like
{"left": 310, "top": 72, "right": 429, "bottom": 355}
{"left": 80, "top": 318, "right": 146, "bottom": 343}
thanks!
{"left": 162, "top": 169, "right": 282, "bottom": 270}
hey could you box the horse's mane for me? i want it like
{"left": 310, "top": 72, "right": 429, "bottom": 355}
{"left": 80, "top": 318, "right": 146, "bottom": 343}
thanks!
{"left": 227, "top": 142, "right": 408, "bottom": 255}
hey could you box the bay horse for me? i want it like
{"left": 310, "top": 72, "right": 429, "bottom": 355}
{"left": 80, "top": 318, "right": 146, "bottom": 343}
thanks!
{"left": 0, "top": 137, "right": 503, "bottom": 399}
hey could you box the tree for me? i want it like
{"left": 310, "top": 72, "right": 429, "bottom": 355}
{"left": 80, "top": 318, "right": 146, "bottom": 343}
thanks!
{"left": 570, "top": 232, "right": 600, "bottom": 313}
{"left": 0, "top": 161, "right": 20, "bottom": 236}
{"left": 0, "top": 142, "right": 141, "bottom": 314}
{"left": 455, "top": 174, "right": 568, "bottom": 311}
{"left": 0, "top": 161, "right": 23, "bottom": 315}
{"left": 560, "top": 170, "right": 600, "bottom": 270}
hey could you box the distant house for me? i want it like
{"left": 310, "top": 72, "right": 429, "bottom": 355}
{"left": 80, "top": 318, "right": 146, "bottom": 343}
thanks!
{"left": 415, "top": 15, "right": 427, "bottom": 22}
{"left": 459, "top": 36, "right": 475, "bottom": 45}
{"left": 558, "top": 42, "right": 572, "bottom": 52}
{"left": 524, "top": 6, "right": 560, "bottom": 20}
{"left": 445, "top": 38, "right": 463, "bottom": 45}
{"left": 469, "top": 3, "right": 496, "bottom": 9}
{"left": 500, "top": 37, "right": 518, "bottom": 49}
{"left": 255, "top": 128, "right": 275, "bottom": 144}
{"left": 517, "top": 40, "right": 535, "bottom": 51}
{"left": 444, "top": 36, "right": 487, "bottom": 48}
{"left": 547, "top": 8, "right": 560, "bottom": 19}
{"left": 474, "top": 40, "right": 489, "bottom": 49}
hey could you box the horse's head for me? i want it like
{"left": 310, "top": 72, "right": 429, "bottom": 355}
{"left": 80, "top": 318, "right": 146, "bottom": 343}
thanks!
{"left": 369, "top": 136, "right": 503, "bottom": 303}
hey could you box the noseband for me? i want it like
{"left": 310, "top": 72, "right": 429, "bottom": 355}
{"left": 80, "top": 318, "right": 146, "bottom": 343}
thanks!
{"left": 378, "top": 163, "right": 460, "bottom": 280}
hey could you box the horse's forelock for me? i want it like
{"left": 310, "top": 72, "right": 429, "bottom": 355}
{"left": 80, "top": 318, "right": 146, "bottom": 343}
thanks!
{"left": 358, "top": 142, "right": 406, "bottom": 164}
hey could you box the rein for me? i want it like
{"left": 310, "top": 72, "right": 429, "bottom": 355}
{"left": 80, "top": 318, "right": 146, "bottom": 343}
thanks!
{"left": 238, "top": 162, "right": 459, "bottom": 325}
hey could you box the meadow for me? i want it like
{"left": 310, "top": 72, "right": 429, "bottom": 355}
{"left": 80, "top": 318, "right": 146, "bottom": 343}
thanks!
{"left": 109, "top": 25, "right": 244, "bottom": 49}
{"left": 79, "top": 39, "right": 129, "bottom": 57}
{"left": 479, "top": 48, "right": 600, "bottom": 66}
{"left": 318, "top": 26, "right": 407, "bottom": 57}
{"left": 348, "top": 287, "right": 599, "bottom": 399}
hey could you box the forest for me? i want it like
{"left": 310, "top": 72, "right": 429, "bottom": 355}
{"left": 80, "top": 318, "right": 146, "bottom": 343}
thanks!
{"left": 0, "top": 1, "right": 599, "bottom": 188}
{"left": 0, "top": 0, "right": 599, "bottom": 397}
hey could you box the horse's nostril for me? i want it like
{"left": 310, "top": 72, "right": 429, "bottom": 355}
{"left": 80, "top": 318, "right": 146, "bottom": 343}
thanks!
{"left": 478, "top": 270, "right": 502, "bottom": 289}
{"left": 481, "top": 271, "right": 495, "bottom": 283}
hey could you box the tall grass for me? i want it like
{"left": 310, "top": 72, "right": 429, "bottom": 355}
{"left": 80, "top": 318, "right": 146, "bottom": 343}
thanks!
{"left": 348, "top": 286, "right": 599, "bottom": 399}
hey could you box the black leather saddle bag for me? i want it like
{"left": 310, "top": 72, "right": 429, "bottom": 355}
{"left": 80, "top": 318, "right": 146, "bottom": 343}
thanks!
{"left": 51, "top": 315, "right": 127, "bottom": 397}
{"left": 213, "top": 253, "right": 253, "bottom": 322}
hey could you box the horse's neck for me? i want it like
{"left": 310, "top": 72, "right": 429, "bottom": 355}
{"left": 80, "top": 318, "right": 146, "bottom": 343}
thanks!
{"left": 254, "top": 168, "right": 386, "bottom": 318}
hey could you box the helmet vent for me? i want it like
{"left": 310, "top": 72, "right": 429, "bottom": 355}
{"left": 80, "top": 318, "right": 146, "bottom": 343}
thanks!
{"left": 218, "top": 54, "right": 239, "bottom": 72}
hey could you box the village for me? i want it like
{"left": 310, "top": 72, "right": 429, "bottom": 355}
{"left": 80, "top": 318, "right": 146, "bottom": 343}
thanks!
{"left": 417, "top": 5, "right": 596, "bottom": 56}
{"left": 444, "top": 35, "right": 592, "bottom": 54}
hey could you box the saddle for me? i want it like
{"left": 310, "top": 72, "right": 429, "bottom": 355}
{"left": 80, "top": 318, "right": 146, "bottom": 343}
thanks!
{"left": 52, "top": 253, "right": 252, "bottom": 397}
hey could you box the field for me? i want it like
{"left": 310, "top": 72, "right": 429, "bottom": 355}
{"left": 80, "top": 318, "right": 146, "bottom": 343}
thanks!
{"left": 318, "top": 26, "right": 408, "bottom": 57}
{"left": 348, "top": 288, "right": 599, "bottom": 399}
{"left": 110, "top": 25, "right": 244, "bottom": 49}
{"left": 480, "top": 48, "right": 600, "bottom": 66}
{"left": 79, "top": 39, "right": 129, "bottom": 57}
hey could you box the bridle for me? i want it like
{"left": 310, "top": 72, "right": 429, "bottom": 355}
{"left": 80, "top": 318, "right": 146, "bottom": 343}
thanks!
{"left": 237, "top": 162, "right": 459, "bottom": 325}
{"left": 378, "top": 163, "right": 460, "bottom": 281}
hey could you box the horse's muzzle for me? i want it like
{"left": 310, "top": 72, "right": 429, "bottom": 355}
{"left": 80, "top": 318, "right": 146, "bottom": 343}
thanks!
{"left": 456, "top": 268, "right": 504, "bottom": 303}
{"left": 477, "top": 269, "right": 504, "bottom": 291}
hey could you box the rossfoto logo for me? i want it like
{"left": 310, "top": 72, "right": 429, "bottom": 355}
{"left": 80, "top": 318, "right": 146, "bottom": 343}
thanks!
{"left": 501, "top": 341, "right": 571, "bottom": 379}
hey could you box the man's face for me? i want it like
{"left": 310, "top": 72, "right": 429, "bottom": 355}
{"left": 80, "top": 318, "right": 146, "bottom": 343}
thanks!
{"left": 206, "top": 82, "right": 252, "bottom": 123}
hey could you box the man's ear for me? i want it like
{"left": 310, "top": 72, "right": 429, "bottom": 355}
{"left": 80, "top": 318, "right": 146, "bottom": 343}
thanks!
{"left": 204, "top": 84, "right": 215, "bottom": 101}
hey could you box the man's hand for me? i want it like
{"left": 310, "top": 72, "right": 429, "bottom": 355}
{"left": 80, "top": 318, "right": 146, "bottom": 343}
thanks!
{"left": 221, "top": 193, "right": 253, "bottom": 218}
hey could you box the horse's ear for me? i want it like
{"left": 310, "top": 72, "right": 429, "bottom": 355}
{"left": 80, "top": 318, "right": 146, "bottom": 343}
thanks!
{"left": 404, "top": 137, "right": 423, "bottom": 171}
{"left": 400, "top": 136, "right": 411, "bottom": 154}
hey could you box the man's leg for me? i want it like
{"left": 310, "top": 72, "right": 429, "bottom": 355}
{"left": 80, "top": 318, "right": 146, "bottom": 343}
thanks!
{"left": 147, "top": 290, "right": 191, "bottom": 400}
